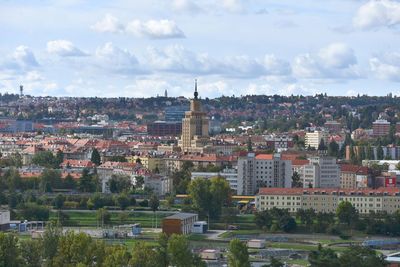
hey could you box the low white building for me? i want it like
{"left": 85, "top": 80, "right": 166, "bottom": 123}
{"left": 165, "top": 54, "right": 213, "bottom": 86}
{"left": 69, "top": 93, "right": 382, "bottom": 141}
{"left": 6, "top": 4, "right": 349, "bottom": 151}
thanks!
{"left": 144, "top": 175, "right": 173, "bottom": 196}
{"left": 191, "top": 168, "right": 238, "bottom": 193}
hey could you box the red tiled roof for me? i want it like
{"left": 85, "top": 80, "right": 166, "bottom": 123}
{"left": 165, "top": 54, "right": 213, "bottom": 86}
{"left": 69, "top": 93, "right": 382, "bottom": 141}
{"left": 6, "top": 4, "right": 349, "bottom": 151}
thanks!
{"left": 255, "top": 154, "right": 273, "bottom": 160}
{"left": 340, "top": 164, "right": 369, "bottom": 175}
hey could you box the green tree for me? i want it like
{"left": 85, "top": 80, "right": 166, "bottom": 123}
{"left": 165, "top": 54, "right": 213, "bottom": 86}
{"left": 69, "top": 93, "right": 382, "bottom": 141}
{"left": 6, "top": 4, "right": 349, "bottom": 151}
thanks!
{"left": 309, "top": 244, "right": 339, "bottom": 267}
{"left": 227, "top": 239, "right": 250, "bottom": 267}
{"left": 19, "top": 202, "right": 50, "bottom": 221}
{"left": 209, "top": 176, "right": 231, "bottom": 219}
{"left": 55, "top": 149, "right": 64, "bottom": 168}
{"left": 156, "top": 233, "right": 169, "bottom": 267}
{"left": 104, "top": 245, "right": 131, "bottom": 267}
{"left": 78, "top": 168, "right": 98, "bottom": 193}
{"left": 91, "top": 148, "right": 101, "bottom": 166}
{"left": 254, "top": 210, "right": 273, "bottom": 230}
{"left": 366, "top": 144, "right": 374, "bottom": 160}
{"left": 328, "top": 140, "right": 339, "bottom": 157}
{"left": 63, "top": 173, "right": 76, "bottom": 189}
{"left": 291, "top": 171, "right": 302, "bottom": 188}
{"left": 96, "top": 208, "right": 111, "bottom": 227}
{"left": 20, "top": 239, "right": 43, "bottom": 267}
{"left": 337, "top": 201, "right": 358, "bottom": 226}
{"left": 278, "top": 215, "right": 297, "bottom": 232}
{"left": 115, "top": 193, "right": 130, "bottom": 210}
{"left": 0, "top": 233, "right": 22, "bottom": 267}
{"left": 53, "top": 193, "right": 65, "bottom": 209}
{"left": 39, "top": 168, "right": 63, "bottom": 193}
{"left": 42, "top": 222, "right": 62, "bottom": 263}
{"left": 53, "top": 231, "right": 106, "bottom": 266}
{"left": 188, "top": 178, "right": 212, "bottom": 217}
{"left": 318, "top": 138, "right": 327, "bottom": 151}
{"left": 266, "top": 256, "right": 284, "bottom": 267}
{"left": 377, "top": 146, "right": 384, "bottom": 160}
{"left": 168, "top": 234, "right": 196, "bottom": 267}
{"left": 339, "top": 246, "right": 385, "bottom": 267}
{"left": 135, "top": 175, "right": 145, "bottom": 190}
{"left": 32, "top": 151, "right": 56, "bottom": 168}
{"left": 107, "top": 174, "right": 132, "bottom": 193}
{"left": 130, "top": 241, "right": 159, "bottom": 267}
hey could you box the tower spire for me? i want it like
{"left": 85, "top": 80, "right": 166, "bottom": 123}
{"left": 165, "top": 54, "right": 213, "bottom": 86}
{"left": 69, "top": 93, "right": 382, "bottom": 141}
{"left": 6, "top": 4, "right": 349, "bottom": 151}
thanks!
{"left": 194, "top": 79, "right": 198, "bottom": 99}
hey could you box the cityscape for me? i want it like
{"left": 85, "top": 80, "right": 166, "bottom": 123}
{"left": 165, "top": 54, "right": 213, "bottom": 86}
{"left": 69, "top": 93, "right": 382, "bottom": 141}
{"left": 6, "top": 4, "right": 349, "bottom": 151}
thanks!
{"left": 2, "top": 0, "right": 400, "bottom": 267}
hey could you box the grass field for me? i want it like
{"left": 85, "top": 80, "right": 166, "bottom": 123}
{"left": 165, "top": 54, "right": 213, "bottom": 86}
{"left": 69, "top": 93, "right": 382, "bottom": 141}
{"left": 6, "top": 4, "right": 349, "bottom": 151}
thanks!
{"left": 50, "top": 211, "right": 173, "bottom": 228}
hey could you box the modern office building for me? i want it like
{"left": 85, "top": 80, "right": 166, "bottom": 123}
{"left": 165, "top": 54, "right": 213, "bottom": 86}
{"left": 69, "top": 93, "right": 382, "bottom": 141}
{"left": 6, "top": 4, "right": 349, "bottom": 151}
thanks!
{"left": 147, "top": 121, "right": 182, "bottom": 136}
{"left": 165, "top": 105, "right": 189, "bottom": 122}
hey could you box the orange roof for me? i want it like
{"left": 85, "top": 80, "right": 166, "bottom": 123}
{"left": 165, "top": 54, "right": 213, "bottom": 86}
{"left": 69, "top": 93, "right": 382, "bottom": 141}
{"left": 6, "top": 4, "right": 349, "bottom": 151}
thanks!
{"left": 255, "top": 154, "right": 273, "bottom": 160}
{"left": 291, "top": 159, "right": 309, "bottom": 166}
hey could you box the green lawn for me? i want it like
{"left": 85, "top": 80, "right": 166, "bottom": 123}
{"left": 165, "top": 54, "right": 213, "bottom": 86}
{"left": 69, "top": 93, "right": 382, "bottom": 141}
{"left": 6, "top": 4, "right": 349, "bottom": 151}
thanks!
{"left": 50, "top": 211, "right": 173, "bottom": 228}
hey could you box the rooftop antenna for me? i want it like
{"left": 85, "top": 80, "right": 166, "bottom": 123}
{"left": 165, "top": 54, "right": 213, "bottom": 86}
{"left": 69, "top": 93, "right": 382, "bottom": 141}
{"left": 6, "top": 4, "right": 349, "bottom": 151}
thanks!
{"left": 194, "top": 79, "right": 198, "bottom": 100}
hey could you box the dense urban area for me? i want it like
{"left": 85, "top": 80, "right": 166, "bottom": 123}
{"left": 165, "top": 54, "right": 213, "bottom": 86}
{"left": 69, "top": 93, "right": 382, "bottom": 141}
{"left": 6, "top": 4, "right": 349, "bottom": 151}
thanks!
{"left": 1, "top": 88, "right": 400, "bottom": 266}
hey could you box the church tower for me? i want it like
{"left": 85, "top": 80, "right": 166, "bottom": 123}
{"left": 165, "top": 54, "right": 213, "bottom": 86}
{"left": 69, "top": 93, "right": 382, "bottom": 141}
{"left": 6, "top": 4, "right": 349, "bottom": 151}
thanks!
{"left": 179, "top": 80, "right": 209, "bottom": 153}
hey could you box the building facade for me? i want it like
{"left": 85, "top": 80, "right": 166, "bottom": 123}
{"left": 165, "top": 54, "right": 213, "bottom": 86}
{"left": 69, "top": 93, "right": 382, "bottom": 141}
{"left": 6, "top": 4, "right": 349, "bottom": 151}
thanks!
{"left": 237, "top": 153, "right": 292, "bottom": 195}
{"left": 178, "top": 81, "right": 209, "bottom": 153}
{"left": 256, "top": 187, "right": 400, "bottom": 215}
{"left": 305, "top": 131, "right": 328, "bottom": 149}
{"left": 372, "top": 119, "right": 390, "bottom": 137}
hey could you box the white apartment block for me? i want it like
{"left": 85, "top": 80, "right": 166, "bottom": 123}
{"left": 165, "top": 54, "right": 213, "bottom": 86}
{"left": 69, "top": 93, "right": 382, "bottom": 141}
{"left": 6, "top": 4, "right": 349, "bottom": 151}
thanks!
{"left": 305, "top": 131, "right": 328, "bottom": 149}
{"left": 237, "top": 153, "right": 292, "bottom": 195}
{"left": 256, "top": 187, "right": 400, "bottom": 215}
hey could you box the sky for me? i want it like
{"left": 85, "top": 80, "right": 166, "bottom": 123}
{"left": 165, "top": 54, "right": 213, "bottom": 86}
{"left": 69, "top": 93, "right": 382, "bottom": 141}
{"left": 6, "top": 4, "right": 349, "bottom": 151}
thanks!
{"left": 1, "top": 0, "right": 400, "bottom": 98}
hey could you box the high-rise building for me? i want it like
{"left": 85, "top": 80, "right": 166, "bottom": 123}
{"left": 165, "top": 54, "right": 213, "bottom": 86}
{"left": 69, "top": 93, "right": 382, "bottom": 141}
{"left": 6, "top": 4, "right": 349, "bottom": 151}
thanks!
{"left": 237, "top": 153, "right": 292, "bottom": 195}
{"left": 297, "top": 156, "right": 340, "bottom": 188}
{"left": 178, "top": 81, "right": 210, "bottom": 153}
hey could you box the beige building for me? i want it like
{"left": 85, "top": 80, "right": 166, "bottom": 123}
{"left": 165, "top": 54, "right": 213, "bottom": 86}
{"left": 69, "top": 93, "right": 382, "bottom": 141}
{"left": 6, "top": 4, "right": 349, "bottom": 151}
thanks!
{"left": 305, "top": 131, "right": 328, "bottom": 149}
{"left": 127, "top": 156, "right": 166, "bottom": 174}
{"left": 178, "top": 81, "right": 210, "bottom": 153}
{"left": 256, "top": 187, "right": 400, "bottom": 214}
{"left": 340, "top": 164, "right": 369, "bottom": 189}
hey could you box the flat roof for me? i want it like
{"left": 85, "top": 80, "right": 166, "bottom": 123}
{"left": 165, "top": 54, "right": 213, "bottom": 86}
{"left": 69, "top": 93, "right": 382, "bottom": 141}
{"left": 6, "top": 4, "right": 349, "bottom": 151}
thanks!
{"left": 164, "top": 213, "right": 198, "bottom": 220}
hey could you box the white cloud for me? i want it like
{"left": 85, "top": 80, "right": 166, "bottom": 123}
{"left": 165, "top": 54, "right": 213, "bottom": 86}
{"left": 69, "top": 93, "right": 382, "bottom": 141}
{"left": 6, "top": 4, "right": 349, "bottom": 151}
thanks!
{"left": 47, "top": 40, "right": 87, "bottom": 57}
{"left": 353, "top": 0, "right": 400, "bottom": 30}
{"left": 91, "top": 14, "right": 124, "bottom": 33}
{"left": 95, "top": 42, "right": 141, "bottom": 74}
{"left": 172, "top": 0, "right": 202, "bottom": 14}
{"left": 293, "top": 43, "right": 360, "bottom": 80}
{"left": 26, "top": 71, "right": 43, "bottom": 82}
{"left": 318, "top": 43, "right": 357, "bottom": 69}
{"left": 126, "top": 19, "right": 185, "bottom": 39}
{"left": 92, "top": 15, "right": 185, "bottom": 39}
{"left": 370, "top": 53, "right": 400, "bottom": 81}
{"left": 222, "top": 0, "right": 244, "bottom": 13}
{"left": 146, "top": 45, "right": 291, "bottom": 78}
{"left": 13, "top": 46, "right": 39, "bottom": 68}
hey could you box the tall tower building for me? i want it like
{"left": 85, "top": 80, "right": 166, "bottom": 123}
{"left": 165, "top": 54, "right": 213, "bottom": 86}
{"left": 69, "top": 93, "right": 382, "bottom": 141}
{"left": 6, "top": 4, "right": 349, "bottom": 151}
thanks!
{"left": 179, "top": 80, "right": 209, "bottom": 153}
{"left": 20, "top": 85, "right": 23, "bottom": 97}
